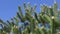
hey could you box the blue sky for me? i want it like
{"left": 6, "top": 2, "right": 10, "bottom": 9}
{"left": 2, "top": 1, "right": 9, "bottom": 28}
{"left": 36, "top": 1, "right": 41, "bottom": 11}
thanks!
{"left": 0, "top": 0, "right": 60, "bottom": 21}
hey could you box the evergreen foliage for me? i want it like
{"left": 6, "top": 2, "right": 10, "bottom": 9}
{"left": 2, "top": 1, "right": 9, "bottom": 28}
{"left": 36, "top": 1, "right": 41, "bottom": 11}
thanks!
{"left": 0, "top": 1, "right": 60, "bottom": 34}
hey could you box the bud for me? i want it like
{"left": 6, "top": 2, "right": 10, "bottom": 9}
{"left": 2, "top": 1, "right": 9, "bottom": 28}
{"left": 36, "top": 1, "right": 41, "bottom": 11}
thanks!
{"left": 6, "top": 33, "right": 9, "bottom": 34}
{"left": 30, "top": 32, "right": 32, "bottom": 34}
{"left": 49, "top": 6, "right": 51, "bottom": 8}
{"left": 51, "top": 16, "right": 55, "bottom": 19}
{"left": 58, "top": 32, "right": 60, "bottom": 34}
{"left": 54, "top": 0, "right": 56, "bottom": 4}
{"left": 3, "top": 31, "right": 5, "bottom": 33}
{"left": 14, "top": 25, "right": 18, "bottom": 28}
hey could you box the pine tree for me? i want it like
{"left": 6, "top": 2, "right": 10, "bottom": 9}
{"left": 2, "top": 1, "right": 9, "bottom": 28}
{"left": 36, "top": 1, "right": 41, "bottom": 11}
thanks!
{"left": 0, "top": 1, "right": 60, "bottom": 34}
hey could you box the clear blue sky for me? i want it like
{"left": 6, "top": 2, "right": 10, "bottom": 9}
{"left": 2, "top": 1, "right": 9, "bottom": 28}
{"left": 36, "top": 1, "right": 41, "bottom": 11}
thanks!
{"left": 0, "top": 0, "right": 60, "bottom": 21}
